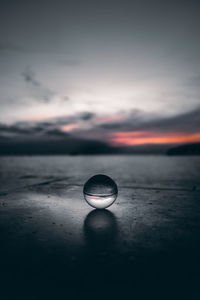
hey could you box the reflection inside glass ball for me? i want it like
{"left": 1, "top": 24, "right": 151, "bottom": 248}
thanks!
{"left": 83, "top": 174, "right": 118, "bottom": 209}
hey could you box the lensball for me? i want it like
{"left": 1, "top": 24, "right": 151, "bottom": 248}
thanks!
{"left": 83, "top": 174, "right": 118, "bottom": 209}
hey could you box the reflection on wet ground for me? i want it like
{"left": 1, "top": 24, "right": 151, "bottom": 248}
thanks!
{"left": 84, "top": 209, "right": 118, "bottom": 251}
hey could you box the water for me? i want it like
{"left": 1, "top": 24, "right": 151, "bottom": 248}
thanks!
{"left": 83, "top": 174, "right": 118, "bottom": 209}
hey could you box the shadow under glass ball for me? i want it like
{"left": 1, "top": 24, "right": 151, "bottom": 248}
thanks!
{"left": 83, "top": 174, "right": 118, "bottom": 209}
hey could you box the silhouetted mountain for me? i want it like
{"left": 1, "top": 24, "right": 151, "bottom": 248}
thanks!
{"left": 167, "top": 143, "right": 200, "bottom": 155}
{"left": 0, "top": 135, "right": 170, "bottom": 155}
{"left": 0, "top": 136, "right": 118, "bottom": 155}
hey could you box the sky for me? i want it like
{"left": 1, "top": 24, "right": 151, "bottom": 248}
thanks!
{"left": 0, "top": 0, "right": 200, "bottom": 151}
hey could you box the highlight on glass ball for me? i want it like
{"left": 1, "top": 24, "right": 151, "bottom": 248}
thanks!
{"left": 83, "top": 174, "right": 118, "bottom": 209}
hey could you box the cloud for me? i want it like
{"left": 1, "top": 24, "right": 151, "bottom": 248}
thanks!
{"left": 91, "top": 107, "right": 200, "bottom": 146}
{"left": 50, "top": 111, "right": 95, "bottom": 127}
{"left": 22, "top": 67, "right": 40, "bottom": 87}
{"left": 1, "top": 107, "right": 200, "bottom": 149}
{"left": 0, "top": 111, "right": 96, "bottom": 139}
{"left": 0, "top": 121, "right": 115, "bottom": 155}
{"left": 81, "top": 112, "right": 94, "bottom": 121}
{"left": 21, "top": 67, "right": 71, "bottom": 104}
{"left": 0, "top": 123, "right": 30, "bottom": 135}
{"left": 0, "top": 122, "right": 50, "bottom": 138}
{"left": 139, "top": 107, "right": 200, "bottom": 134}
{"left": 66, "top": 106, "right": 200, "bottom": 147}
{"left": 21, "top": 66, "right": 55, "bottom": 102}
{"left": 45, "top": 129, "right": 69, "bottom": 137}
{"left": 98, "top": 106, "right": 200, "bottom": 135}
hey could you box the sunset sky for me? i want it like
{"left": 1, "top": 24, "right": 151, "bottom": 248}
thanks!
{"left": 0, "top": 0, "right": 200, "bottom": 150}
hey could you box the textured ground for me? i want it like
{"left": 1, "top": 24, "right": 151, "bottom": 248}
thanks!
{"left": 0, "top": 156, "right": 200, "bottom": 299}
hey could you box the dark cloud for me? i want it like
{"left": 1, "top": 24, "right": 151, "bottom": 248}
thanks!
{"left": 81, "top": 112, "right": 94, "bottom": 121}
{"left": 45, "top": 129, "right": 69, "bottom": 137}
{"left": 0, "top": 111, "right": 96, "bottom": 139}
{"left": 36, "top": 122, "right": 52, "bottom": 127}
{"left": 2, "top": 105, "right": 200, "bottom": 138}
{"left": 0, "top": 123, "right": 30, "bottom": 135}
{"left": 98, "top": 106, "right": 200, "bottom": 134}
{"left": 22, "top": 67, "right": 40, "bottom": 87}
{"left": 0, "top": 122, "right": 51, "bottom": 137}
{"left": 1, "top": 107, "right": 200, "bottom": 142}
{"left": 21, "top": 66, "right": 55, "bottom": 102}
{"left": 50, "top": 111, "right": 95, "bottom": 126}
{"left": 100, "top": 123, "right": 122, "bottom": 130}
{"left": 21, "top": 68, "right": 71, "bottom": 104}
{"left": 0, "top": 106, "right": 200, "bottom": 155}
{"left": 136, "top": 107, "right": 200, "bottom": 134}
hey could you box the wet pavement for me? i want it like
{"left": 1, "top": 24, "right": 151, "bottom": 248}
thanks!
{"left": 0, "top": 156, "right": 200, "bottom": 299}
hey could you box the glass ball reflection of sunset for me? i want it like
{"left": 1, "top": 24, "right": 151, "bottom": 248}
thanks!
{"left": 83, "top": 174, "right": 118, "bottom": 209}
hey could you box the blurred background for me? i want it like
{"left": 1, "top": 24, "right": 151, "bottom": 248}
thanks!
{"left": 0, "top": 0, "right": 200, "bottom": 155}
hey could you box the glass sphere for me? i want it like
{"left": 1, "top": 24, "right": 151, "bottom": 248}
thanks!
{"left": 83, "top": 174, "right": 118, "bottom": 209}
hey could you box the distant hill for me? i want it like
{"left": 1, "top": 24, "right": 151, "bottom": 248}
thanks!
{"left": 0, "top": 136, "right": 117, "bottom": 155}
{"left": 167, "top": 143, "right": 200, "bottom": 155}
{"left": 0, "top": 135, "right": 169, "bottom": 155}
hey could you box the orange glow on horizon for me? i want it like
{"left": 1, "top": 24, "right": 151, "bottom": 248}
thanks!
{"left": 61, "top": 124, "right": 79, "bottom": 132}
{"left": 110, "top": 131, "right": 200, "bottom": 145}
